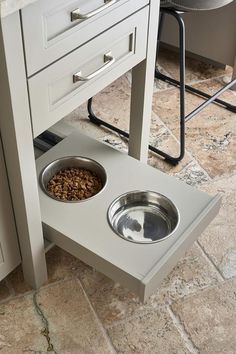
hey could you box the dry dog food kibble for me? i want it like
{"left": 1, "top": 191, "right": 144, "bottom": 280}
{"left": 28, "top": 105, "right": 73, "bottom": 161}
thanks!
{"left": 47, "top": 167, "right": 103, "bottom": 201}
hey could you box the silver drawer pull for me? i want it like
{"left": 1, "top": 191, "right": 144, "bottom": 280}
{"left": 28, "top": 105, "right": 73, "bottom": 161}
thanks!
{"left": 73, "top": 52, "right": 115, "bottom": 83}
{"left": 71, "top": 0, "right": 117, "bottom": 21}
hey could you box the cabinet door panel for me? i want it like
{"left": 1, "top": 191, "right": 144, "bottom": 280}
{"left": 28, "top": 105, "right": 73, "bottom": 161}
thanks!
{"left": 0, "top": 141, "right": 21, "bottom": 282}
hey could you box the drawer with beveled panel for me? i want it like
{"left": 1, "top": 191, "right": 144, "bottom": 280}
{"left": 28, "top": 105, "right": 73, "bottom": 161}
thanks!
{"left": 21, "top": 0, "right": 149, "bottom": 76}
{"left": 28, "top": 7, "right": 149, "bottom": 137}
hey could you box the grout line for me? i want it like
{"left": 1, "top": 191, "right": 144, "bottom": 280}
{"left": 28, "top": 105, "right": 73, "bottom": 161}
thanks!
{"left": 167, "top": 305, "right": 200, "bottom": 354}
{"left": 78, "top": 278, "right": 117, "bottom": 354}
{"left": 196, "top": 241, "right": 225, "bottom": 281}
{"left": 32, "top": 291, "right": 58, "bottom": 354}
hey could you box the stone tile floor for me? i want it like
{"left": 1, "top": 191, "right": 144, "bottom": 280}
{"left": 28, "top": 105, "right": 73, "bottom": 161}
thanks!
{"left": 0, "top": 49, "right": 235, "bottom": 353}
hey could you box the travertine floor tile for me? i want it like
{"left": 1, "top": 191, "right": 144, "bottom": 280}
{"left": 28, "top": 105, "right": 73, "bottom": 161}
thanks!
{"left": 62, "top": 102, "right": 109, "bottom": 140}
{"left": 153, "top": 243, "right": 222, "bottom": 303}
{"left": 6, "top": 266, "right": 32, "bottom": 295}
{"left": 0, "top": 280, "right": 11, "bottom": 302}
{"left": 107, "top": 307, "right": 191, "bottom": 354}
{"left": 176, "top": 160, "right": 211, "bottom": 186}
{"left": 157, "top": 47, "right": 232, "bottom": 84}
{"left": 89, "top": 75, "right": 131, "bottom": 132}
{"left": 0, "top": 280, "right": 115, "bottom": 354}
{"left": 46, "top": 246, "right": 87, "bottom": 283}
{"left": 79, "top": 243, "right": 222, "bottom": 328}
{"left": 7, "top": 246, "right": 89, "bottom": 295}
{"left": 36, "top": 279, "right": 114, "bottom": 354}
{"left": 171, "top": 278, "right": 236, "bottom": 354}
{"left": 0, "top": 295, "right": 45, "bottom": 353}
{"left": 152, "top": 79, "right": 236, "bottom": 178}
{"left": 199, "top": 175, "right": 236, "bottom": 278}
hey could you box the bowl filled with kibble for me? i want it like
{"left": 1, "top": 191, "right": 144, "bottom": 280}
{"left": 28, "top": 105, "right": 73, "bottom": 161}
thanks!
{"left": 40, "top": 156, "right": 107, "bottom": 202}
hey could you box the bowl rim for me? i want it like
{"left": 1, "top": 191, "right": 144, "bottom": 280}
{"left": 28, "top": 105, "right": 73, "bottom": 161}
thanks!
{"left": 107, "top": 190, "right": 180, "bottom": 244}
{"left": 39, "top": 155, "right": 107, "bottom": 203}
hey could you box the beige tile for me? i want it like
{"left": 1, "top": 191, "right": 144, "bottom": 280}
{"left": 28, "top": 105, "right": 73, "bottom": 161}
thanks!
{"left": 6, "top": 266, "right": 32, "bottom": 295}
{"left": 7, "top": 247, "right": 89, "bottom": 295}
{"left": 79, "top": 243, "right": 222, "bottom": 328}
{"left": 62, "top": 102, "right": 109, "bottom": 140}
{"left": 171, "top": 278, "right": 236, "bottom": 354}
{"left": 176, "top": 160, "right": 211, "bottom": 186}
{"left": 0, "top": 295, "right": 45, "bottom": 353}
{"left": 153, "top": 243, "right": 222, "bottom": 303}
{"left": 199, "top": 175, "right": 236, "bottom": 278}
{"left": 46, "top": 245, "right": 88, "bottom": 283}
{"left": 107, "top": 307, "right": 191, "bottom": 354}
{"left": 157, "top": 47, "right": 232, "bottom": 84}
{"left": 88, "top": 75, "right": 131, "bottom": 132}
{"left": 152, "top": 79, "right": 236, "bottom": 178}
{"left": 36, "top": 279, "right": 115, "bottom": 354}
{"left": 0, "top": 280, "right": 11, "bottom": 302}
{"left": 0, "top": 279, "right": 115, "bottom": 354}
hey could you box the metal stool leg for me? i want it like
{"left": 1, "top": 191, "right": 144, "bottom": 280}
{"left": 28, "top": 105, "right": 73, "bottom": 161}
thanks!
{"left": 153, "top": 10, "right": 186, "bottom": 164}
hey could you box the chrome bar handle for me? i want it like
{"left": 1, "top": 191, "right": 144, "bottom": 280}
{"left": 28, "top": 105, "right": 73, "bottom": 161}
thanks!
{"left": 71, "top": 0, "right": 117, "bottom": 21}
{"left": 73, "top": 52, "right": 115, "bottom": 83}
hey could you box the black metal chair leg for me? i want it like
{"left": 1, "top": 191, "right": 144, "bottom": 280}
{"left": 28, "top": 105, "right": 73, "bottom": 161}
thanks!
{"left": 153, "top": 10, "right": 186, "bottom": 164}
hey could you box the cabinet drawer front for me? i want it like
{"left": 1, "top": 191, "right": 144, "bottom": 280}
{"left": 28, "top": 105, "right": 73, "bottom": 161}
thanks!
{"left": 21, "top": 0, "right": 148, "bottom": 76}
{"left": 29, "top": 7, "right": 148, "bottom": 138}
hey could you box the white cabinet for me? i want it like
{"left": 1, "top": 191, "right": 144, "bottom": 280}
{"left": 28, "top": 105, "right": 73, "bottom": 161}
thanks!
{"left": 29, "top": 7, "right": 149, "bottom": 137}
{"left": 0, "top": 1, "right": 160, "bottom": 290}
{"left": 21, "top": 0, "right": 148, "bottom": 75}
{"left": 0, "top": 139, "right": 21, "bottom": 282}
{"left": 0, "top": 0, "right": 221, "bottom": 299}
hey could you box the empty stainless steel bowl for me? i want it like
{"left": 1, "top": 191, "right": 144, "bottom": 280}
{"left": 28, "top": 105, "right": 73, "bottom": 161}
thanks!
{"left": 107, "top": 191, "right": 179, "bottom": 243}
{"left": 40, "top": 156, "right": 107, "bottom": 202}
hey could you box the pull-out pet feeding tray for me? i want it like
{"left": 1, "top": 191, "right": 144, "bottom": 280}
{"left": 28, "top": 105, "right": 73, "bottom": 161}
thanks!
{"left": 36, "top": 130, "right": 220, "bottom": 302}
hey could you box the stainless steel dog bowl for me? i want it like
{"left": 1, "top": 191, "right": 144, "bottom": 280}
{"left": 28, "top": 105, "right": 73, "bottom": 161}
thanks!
{"left": 40, "top": 156, "right": 107, "bottom": 202}
{"left": 108, "top": 191, "right": 179, "bottom": 243}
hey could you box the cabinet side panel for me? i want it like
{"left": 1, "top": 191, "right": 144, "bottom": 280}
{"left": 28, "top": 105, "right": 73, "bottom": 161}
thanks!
{"left": 0, "top": 12, "right": 47, "bottom": 287}
{"left": 0, "top": 139, "right": 21, "bottom": 281}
